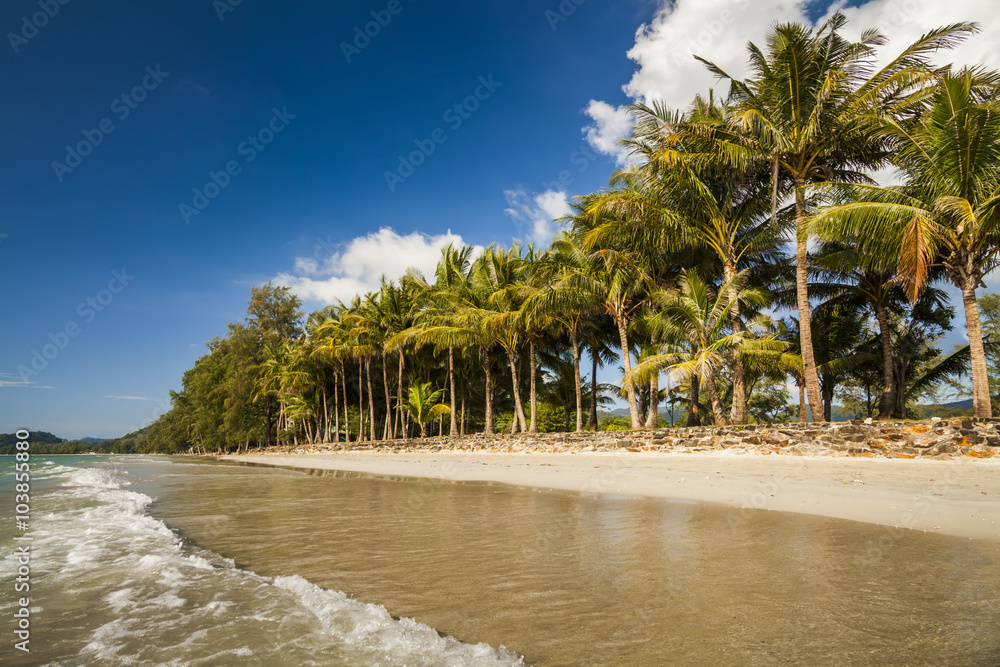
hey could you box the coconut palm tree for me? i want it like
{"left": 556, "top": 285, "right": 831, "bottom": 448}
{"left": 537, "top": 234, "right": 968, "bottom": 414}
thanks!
{"left": 687, "top": 14, "right": 977, "bottom": 419}
{"left": 589, "top": 95, "right": 785, "bottom": 424}
{"left": 398, "top": 382, "right": 452, "bottom": 438}
{"left": 630, "top": 270, "right": 782, "bottom": 425}
{"left": 807, "top": 70, "right": 1000, "bottom": 418}
{"left": 522, "top": 230, "right": 603, "bottom": 431}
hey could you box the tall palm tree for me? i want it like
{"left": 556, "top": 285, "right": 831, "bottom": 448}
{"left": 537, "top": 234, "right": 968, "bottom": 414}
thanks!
{"left": 688, "top": 14, "right": 977, "bottom": 420}
{"left": 522, "top": 231, "right": 602, "bottom": 432}
{"left": 808, "top": 70, "right": 1000, "bottom": 418}
{"left": 631, "top": 270, "right": 782, "bottom": 425}
{"left": 589, "top": 95, "right": 785, "bottom": 424}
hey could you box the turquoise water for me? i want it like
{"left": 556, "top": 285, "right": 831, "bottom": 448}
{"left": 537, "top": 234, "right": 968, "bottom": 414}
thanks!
{"left": 2, "top": 455, "right": 1000, "bottom": 665}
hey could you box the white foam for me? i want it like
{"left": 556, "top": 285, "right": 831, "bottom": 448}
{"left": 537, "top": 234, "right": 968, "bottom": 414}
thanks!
{"left": 23, "top": 460, "right": 526, "bottom": 666}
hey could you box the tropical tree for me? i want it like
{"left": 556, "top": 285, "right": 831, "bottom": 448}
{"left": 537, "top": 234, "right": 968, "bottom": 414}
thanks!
{"left": 688, "top": 14, "right": 976, "bottom": 419}
{"left": 630, "top": 270, "right": 782, "bottom": 425}
{"left": 398, "top": 382, "right": 452, "bottom": 438}
{"left": 808, "top": 70, "right": 1000, "bottom": 417}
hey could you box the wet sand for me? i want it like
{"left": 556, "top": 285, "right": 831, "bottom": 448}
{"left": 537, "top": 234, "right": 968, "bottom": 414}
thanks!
{"left": 221, "top": 451, "right": 1000, "bottom": 542}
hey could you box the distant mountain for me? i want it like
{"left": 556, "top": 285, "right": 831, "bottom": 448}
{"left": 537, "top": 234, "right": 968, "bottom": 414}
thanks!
{"left": 78, "top": 437, "right": 109, "bottom": 444}
{"left": 0, "top": 431, "right": 64, "bottom": 446}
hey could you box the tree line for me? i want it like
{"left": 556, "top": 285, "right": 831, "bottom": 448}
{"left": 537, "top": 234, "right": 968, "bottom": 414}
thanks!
{"left": 136, "top": 14, "right": 1000, "bottom": 453}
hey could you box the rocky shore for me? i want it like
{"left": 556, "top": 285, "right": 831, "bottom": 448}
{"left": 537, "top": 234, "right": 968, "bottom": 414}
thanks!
{"left": 244, "top": 418, "right": 1000, "bottom": 459}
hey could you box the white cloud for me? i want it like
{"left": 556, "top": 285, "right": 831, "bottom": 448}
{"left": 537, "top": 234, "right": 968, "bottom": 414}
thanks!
{"left": 274, "top": 227, "right": 476, "bottom": 305}
{"left": 0, "top": 373, "right": 52, "bottom": 389}
{"left": 582, "top": 100, "right": 635, "bottom": 166}
{"left": 105, "top": 395, "right": 157, "bottom": 401}
{"left": 583, "top": 0, "right": 999, "bottom": 160}
{"left": 504, "top": 189, "right": 573, "bottom": 247}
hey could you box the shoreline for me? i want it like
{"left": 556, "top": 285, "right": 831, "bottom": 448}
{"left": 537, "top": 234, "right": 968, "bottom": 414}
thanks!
{"left": 219, "top": 450, "right": 1000, "bottom": 543}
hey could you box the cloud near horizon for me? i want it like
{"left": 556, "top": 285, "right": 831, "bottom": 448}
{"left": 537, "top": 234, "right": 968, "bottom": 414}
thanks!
{"left": 273, "top": 227, "right": 479, "bottom": 306}
{"left": 582, "top": 0, "right": 1000, "bottom": 164}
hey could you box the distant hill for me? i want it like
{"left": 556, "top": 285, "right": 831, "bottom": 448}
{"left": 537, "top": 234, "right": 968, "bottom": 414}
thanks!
{"left": 0, "top": 431, "right": 124, "bottom": 455}
{"left": 0, "top": 431, "right": 64, "bottom": 447}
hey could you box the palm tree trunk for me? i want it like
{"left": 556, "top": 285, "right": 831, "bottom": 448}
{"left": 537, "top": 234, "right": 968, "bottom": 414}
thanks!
{"left": 448, "top": 347, "right": 458, "bottom": 436}
{"left": 615, "top": 316, "right": 641, "bottom": 429}
{"left": 342, "top": 367, "right": 350, "bottom": 442}
{"left": 822, "top": 376, "right": 834, "bottom": 422}
{"left": 505, "top": 349, "right": 528, "bottom": 432}
{"left": 706, "top": 368, "right": 727, "bottom": 425}
{"left": 483, "top": 349, "right": 495, "bottom": 435}
{"left": 687, "top": 373, "right": 701, "bottom": 427}
{"left": 962, "top": 277, "right": 993, "bottom": 418}
{"left": 874, "top": 299, "right": 896, "bottom": 419}
{"left": 382, "top": 356, "right": 391, "bottom": 440}
{"left": 570, "top": 327, "right": 583, "bottom": 432}
{"left": 795, "top": 177, "right": 825, "bottom": 421}
{"left": 395, "top": 353, "right": 404, "bottom": 439}
{"left": 322, "top": 386, "right": 329, "bottom": 442}
{"left": 461, "top": 393, "right": 466, "bottom": 436}
{"left": 366, "top": 358, "right": 376, "bottom": 441}
{"left": 357, "top": 363, "right": 365, "bottom": 442}
{"left": 645, "top": 374, "right": 658, "bottom": 429}
{"left": 528, "top": 340, "right": 539, "bottom": 433}
{"left": 726, "top": 262, "right": 748, "bottom": 424}
{"left": 798, "top": 380, "right": 806, "bottom": 423}
{"left": 333, "top": 370, "right": 340, "bottom": 443}
{"left": 589, "top": 347, "right": 599, "bottom": 431}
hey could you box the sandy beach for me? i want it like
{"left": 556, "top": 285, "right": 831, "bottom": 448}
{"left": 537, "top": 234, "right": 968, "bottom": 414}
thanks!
{"left": 221, "top": 451, "right": 1000, "bottom": 542}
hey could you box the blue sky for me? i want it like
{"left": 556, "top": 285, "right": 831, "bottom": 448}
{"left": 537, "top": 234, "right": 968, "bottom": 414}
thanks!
{"left": 2, "top": 0, "right": 998, "bottom": 438}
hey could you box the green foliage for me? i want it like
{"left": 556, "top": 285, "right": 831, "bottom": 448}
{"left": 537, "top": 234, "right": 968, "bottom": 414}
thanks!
{"left": 398, "top": 382, "right": 451, "bottom": 437}
{"left": 746, "top": 381, "right": 796, "bottom": 424}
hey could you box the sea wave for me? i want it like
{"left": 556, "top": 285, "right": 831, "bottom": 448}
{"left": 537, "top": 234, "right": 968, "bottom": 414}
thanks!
{"left": 3, "top": 461, "right": 525, "bottom": 666}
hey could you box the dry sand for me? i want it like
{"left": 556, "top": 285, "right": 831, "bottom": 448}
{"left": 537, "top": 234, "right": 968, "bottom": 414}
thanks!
{"left": 221, "top": 451, "right": 1000, "bottom": 542}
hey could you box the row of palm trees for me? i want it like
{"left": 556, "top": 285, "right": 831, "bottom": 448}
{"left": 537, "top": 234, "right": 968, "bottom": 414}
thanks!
{"left": 255, "top": 13, "right": 1000, "bottom": 444}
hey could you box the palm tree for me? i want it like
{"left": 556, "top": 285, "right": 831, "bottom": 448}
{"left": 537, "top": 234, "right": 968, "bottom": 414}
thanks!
{"left": 630, "top": 270, "right": 782, "bottom": 425}
{"left": 688, "top": 14, "right": 977, "bottom": 420}
{"left": 808, "top": 70, "right": 1000, "bottom": 418}
{"left": 589, "top": 95, "right": 785, "bottom": 424}
{"left": 474, "top": 244, "right": 531, "bottom": 433}
{"left": 398, "top": 382, "right": 451, "bottom": 438}
{"left": 522, "top": 230, "right": 603, "bottom": 432}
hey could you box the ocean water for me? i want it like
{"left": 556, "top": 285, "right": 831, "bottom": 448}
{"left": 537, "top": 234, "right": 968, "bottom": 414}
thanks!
{"left": 0, "top": 457, "right": 523, "bottom": 666}
{"left": 2, "top": 455, "right": 1000, "bottom": 666}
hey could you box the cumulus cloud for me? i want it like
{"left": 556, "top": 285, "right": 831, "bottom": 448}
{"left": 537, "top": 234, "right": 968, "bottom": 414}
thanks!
{"left": 274, "top": 227, "right": 476, "bottom": 306}
{"left": 504, "top": 189, "right": 573, "bottom": 246}
{"left": 582, "top": 100, "right": 636, "bottom": 166}
{"left": 583, "top": 0, "right": 999, "bottom": 160}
